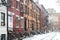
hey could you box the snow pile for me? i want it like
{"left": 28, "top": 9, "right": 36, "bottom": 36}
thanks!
{"left": 23, "top": 32, "right": 60, "bottom": 40}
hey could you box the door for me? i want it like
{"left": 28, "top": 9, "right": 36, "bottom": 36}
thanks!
{"left": 24, "top": 17, "right": 27, "bottom": 31}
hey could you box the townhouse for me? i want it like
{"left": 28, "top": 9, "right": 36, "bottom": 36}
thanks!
{"left": 22, "top": 0, "right": 41, "bottom": 35}
{"left": 0, "top": 0, "right": 48, "bottom": 40}
{"left": 7, "top": 0, "right": 24, "bottom": 40}
{"left": 0, "top": 0, "right": 7, "bottom": 40}
{"left": 40, "top": 5, "right": 48, "bottom": 33}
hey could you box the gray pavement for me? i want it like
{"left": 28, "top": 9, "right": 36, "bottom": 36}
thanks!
{"left": 23, "top": 32, "right": 60, "bottom": 40}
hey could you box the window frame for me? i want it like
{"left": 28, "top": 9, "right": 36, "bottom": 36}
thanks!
{"left": 1, "top": 12, "right": 5, "bottom": 26}
{"left": 9, "top": 0, "right": 14, "bottom": 7}
{"left": 16, "top": 1, "right": 19, "bottom": 10}
{"left": 16, "top": 16, "right": 19, "bottom": 28}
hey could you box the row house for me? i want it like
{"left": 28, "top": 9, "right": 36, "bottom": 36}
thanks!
{"left": 0, "top": 0, "right": 49, "bottom": 40}
{"left": 7, "top": 0, "right": 41, "bottom": 39}
{"left": 0, "top": 0, "right": 7, "bottom": 40}
{"left": 40, "top": 5, "right": 48, "bottom": 33}
{"left": 7, "top": 0, "right": 24, "bottom": 40}
{"left": 21, "top": 0, "right": 41, "bottom": 35}
{"left": 7, "top": 0, "right": 48, "bottom": 39}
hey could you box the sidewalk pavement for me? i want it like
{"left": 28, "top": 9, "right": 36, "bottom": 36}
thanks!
{"left": 23, "top": 32, "right": 60, "bottom": 40}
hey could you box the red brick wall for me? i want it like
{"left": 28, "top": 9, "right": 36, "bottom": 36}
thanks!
{"left": 8, "top": 0, "right": 24, "bottom": 33}
{"left": 40, "top": 10, "right": 43, "bottom": 32}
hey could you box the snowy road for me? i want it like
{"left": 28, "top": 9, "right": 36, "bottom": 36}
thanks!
{"left": 23, "top": 32, "right": 60, "bottom": 40}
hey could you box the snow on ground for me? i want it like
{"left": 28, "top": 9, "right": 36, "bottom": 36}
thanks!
{"left": 23, "top": 32, "right": 60, "bottom": 40}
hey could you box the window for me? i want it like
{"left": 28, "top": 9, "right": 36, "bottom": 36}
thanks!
{"left": 28, "top": 20, "right": 29, "bottom": 28}
{"left": 16, "top": 1, "right": 19, "bottom": 9}
{"left": 24, "top": 17, "right": 27, "bottom": 31}
{"left": 20, "top": 0, "right": 24, "bottom": 3}
{"left": 25, "top": 0, "right": 27, "bottom": 4}
{"left": 20, "top": 4, "right": 24, "bottom": 13}
{"left": 25, "top": 0, "right": 29, "bottom": 5}
{"left": 27, "top": 7, "right": 29, "bottom": 15}
{"left": 31, "top": 21, "right": 34, "bottom": 30}
{"left": 1, "top": 13, "right": 5, "bottom": 26}
{"left": 32, "top": 23, "right": 34, "bottom": 30}
{"left": 38, "top": 15, "right": 40, "bottom": 20}
{"left": 20, "top": 19, "right": 24, "bottom": 28}
{"left": 8, "top": 14, "right": 13, "bottom": 31}
{"left": 25, "top": 6, "right": 29, "bottom": 14}
{"left": 31, "top": 10, "right": 33, "bottom": 17}
{"left": 35, "top": 13, "right": 36, "bottom": 19}
{"left": 1, "top": 34, "right": 6, "bottom": 40}
{"left": 33, "top": 13, "right": 35, "bottom": 18}
{"left": 1, "top": 0, "right": 6, "bottom": 6}
{"left": 29, "top": 0, "right": 32, "bottom": 5}
{"left": 29, "top": 9, "right": 31, "bottom": 16}
{"left": 36, "top": 22, "right": 38, "bottom": 30}
{"left": 27, "top": 0, "right": 29, "bottom": 5}
{"left": 9, "top": 0, "right": 14, "bottom": 7}
{"left": 16, "top": 17, "right": 19, "bottom": 28}
{"left": 29, "top": 20, "right": 31, "bottom": 28}
{"left": 25, "top": 6, "right": 27, "bottom": 14}
{"left": 8, "top": 15, "right": 13, "bottom": 22}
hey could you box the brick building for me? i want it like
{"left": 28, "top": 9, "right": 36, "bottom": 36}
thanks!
{"left": 0, "top": 0, "right": 49, "bottom": 40}
{"left": 7, "top": 0, "right": 48, "bottom": 40}
{"left": 22, "top": 0, "right": 41, "bottom": 35}
{"left": 40, "top": 5, "right": 48, "bottom": 33}
{"left": 7, "top": 0, "right": 24, "bottom": 40}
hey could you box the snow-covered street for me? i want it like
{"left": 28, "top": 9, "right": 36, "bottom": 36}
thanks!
{"left": 23, "top": 32, "right": 60, "bottom": 40}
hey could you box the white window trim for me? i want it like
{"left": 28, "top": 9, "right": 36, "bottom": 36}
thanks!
{"left": 16, "top": 9, "right": 19, "bottom": 11}
{"left": 16, "top": 15, "right": 19, "bottom": 17}
{"left": 8, "top": 11, "right": 14, "bottom": 15}
{"left": 16, "top": 0, "right": 20, "bottom": 1}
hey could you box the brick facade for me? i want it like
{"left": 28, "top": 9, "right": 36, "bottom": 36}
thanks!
{"left": 8, "top": 0, "right": 24, "bottom": 33}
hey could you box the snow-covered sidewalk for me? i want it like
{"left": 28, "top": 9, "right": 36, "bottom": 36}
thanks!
{"left": 23, "top": 32, "right": 60, "bottom": 40}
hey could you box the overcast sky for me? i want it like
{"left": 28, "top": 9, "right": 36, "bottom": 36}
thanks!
{"left": 39, "top": 0, "right": 60, "bottom": 13}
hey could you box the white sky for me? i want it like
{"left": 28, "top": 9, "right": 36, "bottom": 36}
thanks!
{"left": 39, "top": 0, "right": 60, "bottom": 13}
